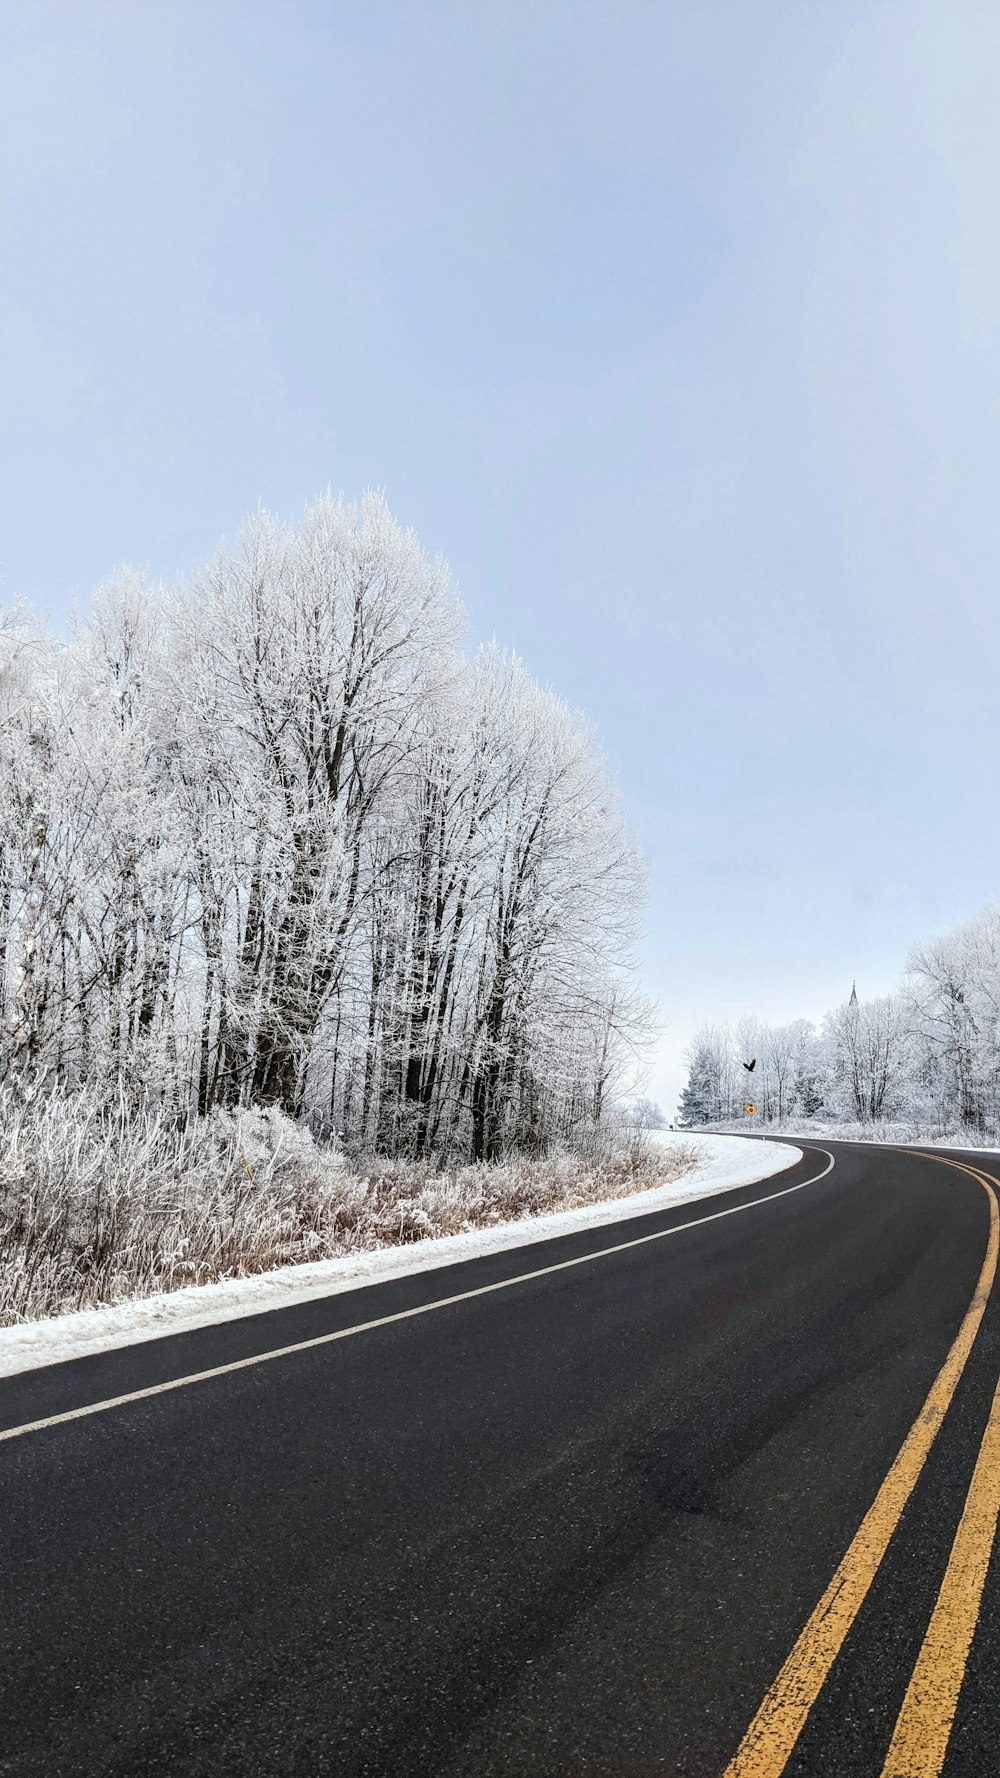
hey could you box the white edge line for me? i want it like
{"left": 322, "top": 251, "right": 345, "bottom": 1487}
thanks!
{"left": 0, "top": 1149, "right": 835, "bottom": 1446}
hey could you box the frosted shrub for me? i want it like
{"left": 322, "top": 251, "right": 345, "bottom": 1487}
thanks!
{"left": 0, "top": 1092, "right": 697, "bottom": 1325}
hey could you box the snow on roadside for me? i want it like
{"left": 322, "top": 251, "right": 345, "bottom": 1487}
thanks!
{"left": 0, "top": 1131, "right": 801, "bottom": 1379}
{"left": 724, "top": 1119, "right": 1000, "bottom": 1156}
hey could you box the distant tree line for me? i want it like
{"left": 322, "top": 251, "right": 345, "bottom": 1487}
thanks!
{"left": 0, "top": 493, "right": 649, "bottom": 1158}
{"left": 679, "top": 908, "right": 1000, "bottom": 1137}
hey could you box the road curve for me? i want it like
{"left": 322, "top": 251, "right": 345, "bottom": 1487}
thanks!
{"left": 1, "top": 1140, "right": 998, "bottom": 1776}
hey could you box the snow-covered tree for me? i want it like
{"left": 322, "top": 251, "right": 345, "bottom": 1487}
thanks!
{"left": 0, "top": 493, "right": 650, "bottom": 1159}
{"left": 824, "top": 992, "right": 911, "bottom": 1123}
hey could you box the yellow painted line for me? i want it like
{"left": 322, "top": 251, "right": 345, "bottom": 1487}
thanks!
{"left": 724, "top": 1155, "right": 1000, "bottom": 1778}
{"left": 880, "top": 1343, "right": 1000, "bottom": 1772}
{"left": 0, "top": 1150, "right": 835, "bottom": 1446}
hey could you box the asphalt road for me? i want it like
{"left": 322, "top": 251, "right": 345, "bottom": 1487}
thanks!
{"left": 2, "top": 1138, "right": 999, "bottom": 1777}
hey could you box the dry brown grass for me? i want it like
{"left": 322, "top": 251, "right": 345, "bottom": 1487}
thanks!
{"left": 0, "top": 1092, "right": 698, "bottom": 1325}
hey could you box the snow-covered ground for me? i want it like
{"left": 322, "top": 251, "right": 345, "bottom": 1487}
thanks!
{"left": 0, "top": 1131, "right": 800, "bottom": 1379}
{"left": 721, "top": 1120, "right": 1000, "bottom": 1156}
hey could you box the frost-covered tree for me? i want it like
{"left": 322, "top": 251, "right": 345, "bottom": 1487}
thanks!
{"left": 824, "top": 992, "right": 911, "bottom": 1123}
{"left": 0, "top": 493, "right": 650, "bottom": 1159}
{"left": 679, "top": 1024, "right": 738, "bottom": 1126}
{"left": 905, "top": 913, "right": 1000, "bottom": 1134}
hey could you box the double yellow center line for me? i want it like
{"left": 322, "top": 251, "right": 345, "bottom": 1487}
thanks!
{"left": 725, "top": 1153, "right": 1000, "bottom": 1778}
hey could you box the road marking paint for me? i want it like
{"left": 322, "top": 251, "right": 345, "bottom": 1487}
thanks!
{"left": 723, "top": 1155, "right": 1000, "bottom": 1778}
{"left": 880, "top": 1323, "right": 1000, "bottom": 1772}
{"left": 0, "top": 1151, "right": 834, "bottom": 1446}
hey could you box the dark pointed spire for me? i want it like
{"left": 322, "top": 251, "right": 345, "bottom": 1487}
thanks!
{"left": 848, "top": 981, "right": 858, "bottom": 1006}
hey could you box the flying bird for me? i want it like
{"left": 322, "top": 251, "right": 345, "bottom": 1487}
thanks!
{"left": 742, "top": 1059, "right": 756, "bottom": 1073}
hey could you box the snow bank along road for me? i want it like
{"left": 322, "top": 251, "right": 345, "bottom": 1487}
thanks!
{"left": 2, "top": 1141, "right": 1000, "bottom": 1776}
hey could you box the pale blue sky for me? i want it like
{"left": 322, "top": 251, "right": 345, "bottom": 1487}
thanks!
{"left": 4, "top": 2, "right": 1000, "bottom": 1112}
